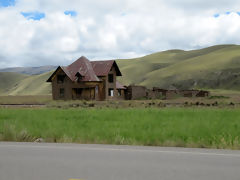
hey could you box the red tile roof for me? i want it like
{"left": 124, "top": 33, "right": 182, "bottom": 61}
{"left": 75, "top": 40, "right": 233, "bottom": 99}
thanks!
{"left": 47, "top": 56, "right": 122, "bottom": 82}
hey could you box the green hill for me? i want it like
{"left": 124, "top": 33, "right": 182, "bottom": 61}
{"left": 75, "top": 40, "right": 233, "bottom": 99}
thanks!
{"left": 117, "top": 44, "right": 240, "bottom": 90}
{"left": 0, "top": 44, "right": 240, "bottom": 95}
{"left": 0, "top": 71, "right": 52, "bottom": 95}
{"left": 0, "top": 72, "right": 28, "bottom": 94}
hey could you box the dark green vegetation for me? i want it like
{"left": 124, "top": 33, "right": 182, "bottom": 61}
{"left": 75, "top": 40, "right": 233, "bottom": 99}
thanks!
{"left": 0, "top": 44, "right": 240, "bottom": 95}
{"left": 1, "top": 108, "right": 240, "bottom": 149}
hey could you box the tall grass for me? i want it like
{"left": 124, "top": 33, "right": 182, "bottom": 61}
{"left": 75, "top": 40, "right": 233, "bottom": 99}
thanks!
{"left": 0, "top": 108, "right": 240, "bottom": 149}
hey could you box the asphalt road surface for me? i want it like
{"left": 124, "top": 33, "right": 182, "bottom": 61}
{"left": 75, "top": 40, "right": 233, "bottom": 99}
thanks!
{"left": 0, "top": 142, "right": 240, "bottom": 180}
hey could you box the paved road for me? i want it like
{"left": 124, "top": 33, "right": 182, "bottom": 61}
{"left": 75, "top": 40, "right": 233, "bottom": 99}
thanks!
{"left": 0, "top": 142, "right": 240, "bottom": 180}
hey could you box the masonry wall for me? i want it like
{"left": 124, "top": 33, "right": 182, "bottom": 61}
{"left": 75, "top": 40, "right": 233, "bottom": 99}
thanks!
{"left": 125, "top": 86, "right": 210, "bottom": 100}
{"left": 147, "top": 89, "right": 163, "bottom": 99}
{"left": 126, "top": 86, "right": 147, "bottom": 100}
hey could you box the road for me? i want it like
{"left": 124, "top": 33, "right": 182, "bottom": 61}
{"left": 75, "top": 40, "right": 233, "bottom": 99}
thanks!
{"left": 0, "top": 142, "right": 240, "bottom": 180}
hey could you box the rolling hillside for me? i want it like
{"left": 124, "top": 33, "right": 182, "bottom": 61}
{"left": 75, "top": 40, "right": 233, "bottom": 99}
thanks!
{"left": 0, "top": 72, "right": 28, "bottom": 94}
{"left": 117, "top": 44, "right": 240, "bottom": 90}
{"left": 0, "top": 71, "right": 52, "bottom": 95}
{"left": 0, "top": 44, "right": 240, "bottom": 95}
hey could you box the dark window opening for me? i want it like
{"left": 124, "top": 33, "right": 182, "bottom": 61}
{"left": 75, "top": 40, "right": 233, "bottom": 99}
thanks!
{"left": 75, "top": 88, "right": 82, "bottom": 95}
{"left": 60, "top": 88, "right": 65, "bottom": 98}
{"left": 118, "top": 89, "right": 121, "bottom": 96}
{"left": 108, "top": 74, "right": 114, "bottom": 83}
{"left": 72, "top": 88, "right": 83, "bottom": 99}
{"left": 57, "top": 75, "right": 66, "bottom": 84}
{"left": 73, "top": 88, "right": 83, "bottom": 99}
{"left": 76, "top": 73, "right": 83, "bottom": 82}
{"left": 108, "top": 88, "right": 114, "bottom": 97}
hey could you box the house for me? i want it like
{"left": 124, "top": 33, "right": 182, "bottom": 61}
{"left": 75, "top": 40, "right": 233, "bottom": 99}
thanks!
{"left": 47, "top": 56, "right": 126, "bottom": 100}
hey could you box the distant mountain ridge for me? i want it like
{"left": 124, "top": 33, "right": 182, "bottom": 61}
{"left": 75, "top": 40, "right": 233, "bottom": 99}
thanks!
{"left": 0, "top": 66, "right": 57, "bottom": 75}
{"left": 0, "top": 44, "right": 240, "bottom": 95}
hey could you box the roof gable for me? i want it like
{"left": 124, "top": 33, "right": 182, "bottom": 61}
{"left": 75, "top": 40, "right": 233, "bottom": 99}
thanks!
{"left": 46, "top": 66, "right": 69, "bottom": 82}
{"left": 91, "top": 60, "right": 122, "bottom": 76}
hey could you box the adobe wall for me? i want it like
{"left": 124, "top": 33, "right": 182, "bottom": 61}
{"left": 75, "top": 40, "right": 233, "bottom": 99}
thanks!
{"left": 146, "top": 89, "right": 162, "bottom": 99}
{"left": 126, "top": 86, "right": 147, "bottom": 100}
{"left": 196, "top": 90, "right": 210, "bottom": 97}
{"left": 125, "top": 86, "right": 210, "bottom": 100}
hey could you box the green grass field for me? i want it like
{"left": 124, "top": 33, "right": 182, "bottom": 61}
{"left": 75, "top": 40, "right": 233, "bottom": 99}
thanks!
{"left": 0, "top": 108, "right": 240, "bottom": 149}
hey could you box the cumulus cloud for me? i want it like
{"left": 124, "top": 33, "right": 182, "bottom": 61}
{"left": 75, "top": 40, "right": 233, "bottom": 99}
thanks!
{"left": 0, "top": 0, "right": 240, "bottom": 67}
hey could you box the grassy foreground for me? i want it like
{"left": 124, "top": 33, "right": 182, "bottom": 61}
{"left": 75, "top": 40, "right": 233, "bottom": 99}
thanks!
{"left": 0, "top": 108, "right": 240, "bottom": 149}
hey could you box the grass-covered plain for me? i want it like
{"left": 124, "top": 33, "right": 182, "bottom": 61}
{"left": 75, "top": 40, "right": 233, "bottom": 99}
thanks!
{"left": 0, "top": 108, "right": 240, "bottom": 149}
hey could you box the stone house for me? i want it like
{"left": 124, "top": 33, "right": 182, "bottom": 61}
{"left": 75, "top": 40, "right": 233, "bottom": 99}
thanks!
{"left": 47, "top": 56, "right": 125, "bottom": 100}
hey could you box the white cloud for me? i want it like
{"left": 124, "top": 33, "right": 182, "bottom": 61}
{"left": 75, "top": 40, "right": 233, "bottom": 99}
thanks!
{"left": 0, "top": 0, "right": 240, "bottom": 67}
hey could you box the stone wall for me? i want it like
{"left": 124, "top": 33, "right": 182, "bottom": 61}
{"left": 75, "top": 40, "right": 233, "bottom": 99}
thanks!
{"left": 125, "top": 86, "right": 210, "bottom": 100}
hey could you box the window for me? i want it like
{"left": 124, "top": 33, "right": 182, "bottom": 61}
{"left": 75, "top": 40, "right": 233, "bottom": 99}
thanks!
{"left": 76, "top": 73, "right": 83, "bottom": 82}
{"left": 59, "top": 88, "right": 65, "bottom": 98}
{"left": 108, "top": 74, "right": 114, "bottom": 83}
{"left": 118, "top": 89, "right": 121, "bottom": 96}
{"left": 95, "top": 86, "right": 98, "bottom": 94}
{"left": 108, "top": 88, "right": 114, "bottom": 97}
{"left": 74, "top": 88, "right": 82, "bottom": 95}
{"left": 57, "top": 75, "right": 65, "bottom": 84}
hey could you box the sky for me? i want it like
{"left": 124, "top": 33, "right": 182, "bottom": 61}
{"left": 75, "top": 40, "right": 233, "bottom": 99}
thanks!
{"left": 0, "top": 0, "right": 240, "bottom": 67}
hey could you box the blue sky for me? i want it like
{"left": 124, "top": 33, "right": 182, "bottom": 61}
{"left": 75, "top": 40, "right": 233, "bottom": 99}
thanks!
{"left": 64, "top": 10, "right": 77, "bottom": 17}
{"left": 21, "top": 12, "right": 45, "bottom": 20}
{"left": 214, "top": 11, "right": 240, "bottom": 18}
{"left": 0, "top": 0, "right": 240, "bottom": 67}
{"left": 0, "top": 0, "right": 15, "bottom": 7}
